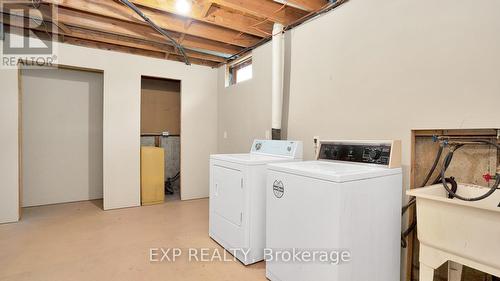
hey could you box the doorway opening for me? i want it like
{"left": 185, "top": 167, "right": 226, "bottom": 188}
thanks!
{"left": 140, "top": 76, "right": 181, "bottom": 204}
{"left": 20, "top": 66, "right": 104, "bottom": 213}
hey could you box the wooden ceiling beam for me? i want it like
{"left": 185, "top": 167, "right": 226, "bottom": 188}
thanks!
{"left": 61, "top": 36, "right": 219, "bottom": 67}
{"left": 66, "top": 26, "right": 226, "bottom": 63}
{"left": 209, "top": 0, "right": 307, "bottom": 25}
{"left": 5, "top": 22, "right": 219, "bottom": 67}
{"left": 63, "top": 36, "right": 166, "bottom": 60}
{"left": 46, "top": 5, "right": 242, "bottom": 55}
{"left": 44, "top": 0, "right": 259, "bottom": 48}
{"left": 130, "top": 0, "right": 273, "bottom": 37}
{"left": 200, "top": 1, "right": 213, "bottom": 18}
{"left": 2, "top": 10, "right": 225, "bottom": 65}
{"left": 285, "top": 0, "right": 328, "bottom": 12}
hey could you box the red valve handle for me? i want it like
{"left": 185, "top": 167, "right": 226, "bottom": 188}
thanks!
{"left": 483, "top": 173, "right": 495, "bottom": 183}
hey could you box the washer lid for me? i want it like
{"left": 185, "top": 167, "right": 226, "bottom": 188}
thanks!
{"left": 211, "top": 153, "right": 299, "bottom": 165}
{"left": 267, "top": 160, "right": 402, "bottom": 183}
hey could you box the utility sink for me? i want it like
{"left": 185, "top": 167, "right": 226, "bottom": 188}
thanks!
{"left": 407, "top": 184, "right": 500, "bottom": 281}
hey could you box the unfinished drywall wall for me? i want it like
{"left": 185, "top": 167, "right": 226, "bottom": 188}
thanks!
{"left": 0, "top": 34, "right": 217, "bottom": 223}
{"left": 21, "top": 67, "right": 103, "bottom": 207}
{"left": 217, "top": 42, "right": 273, "bottom": 153}
{"left": 284, "top": 1, "right": 500, "bottom": 280}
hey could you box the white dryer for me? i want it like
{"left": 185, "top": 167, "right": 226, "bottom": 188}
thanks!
{"left": 266, "top": 140, "right": 402, "bottom": 281}
{"left": 209, "top": 140, "right": 303, "bottom": 265}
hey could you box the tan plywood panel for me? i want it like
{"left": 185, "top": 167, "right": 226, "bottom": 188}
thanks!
{"left": 414, "top": 137, "right": 497, "bottom": 188}
{"left": 141, "top": 78, "right": 180, "bottom": 135}
{"left": 141, "top": 147, "right": 165, "bottom": 205}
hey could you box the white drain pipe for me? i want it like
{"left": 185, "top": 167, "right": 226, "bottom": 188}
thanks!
{"left": 271, "top": 23, "right": 285, "bottom": 138}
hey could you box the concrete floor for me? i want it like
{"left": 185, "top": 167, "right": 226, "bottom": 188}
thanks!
{"left": 0, "top": 199, "right": 266, "bottom": 281}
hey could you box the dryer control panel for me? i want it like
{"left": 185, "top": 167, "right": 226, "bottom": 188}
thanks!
{"left": 317, "top": 140, "right": 401, "bottom": 168}
{"left": 250, "top": 140, "right": 303, "bottom": 159}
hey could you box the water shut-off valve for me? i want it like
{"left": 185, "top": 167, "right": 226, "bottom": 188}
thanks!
{"left": 483, "top": 172, "right": 499, "bottom": 183}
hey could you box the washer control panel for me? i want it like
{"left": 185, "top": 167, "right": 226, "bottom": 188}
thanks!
{"left": 318, "top": 140, "right": 398, "bottom": 167}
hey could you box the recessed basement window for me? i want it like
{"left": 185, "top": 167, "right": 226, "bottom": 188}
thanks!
{"left": 227, "top": 57, "right": 252, "bottom": 86}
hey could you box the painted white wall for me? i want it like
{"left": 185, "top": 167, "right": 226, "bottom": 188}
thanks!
{"left": 285, "top": 1, "right": 500, "bottom": 279}
{"left": 286, "top": 0, "right": 500, "bottom": 189}
{"left": 0, "top": 34, "right": 217, "bottom": 223}
{"left": 0, "top": 66, "right": 20, "bottom": 223}
{"left": 21, "top": 68, "right": 103, "bottom": 207}
{"left": 217, "top": 42, "right": 273, "bottom": 153}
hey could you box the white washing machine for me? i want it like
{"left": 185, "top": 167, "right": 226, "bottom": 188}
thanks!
{"left": 209, "top": 139, "right": 303, "bottom": 265}
{"left": 266, "top": 140, "right": 402, "bottom": 281}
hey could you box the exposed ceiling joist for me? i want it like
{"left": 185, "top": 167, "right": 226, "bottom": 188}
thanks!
{"left": 2, "top": 0, "right": 337, "bottom": 67}
{"left": 4, "top": 22, "right": 220, "bottom": 67}
{"left": 119, "top": 0, "right": 190, "bottom": 64}
{"left": 129, "top": 0, "right": 273, "bottom": 37}
{"left": 2, "top": 9, "right": 225, "bottom": 66}
{"left": 199, "top": 1, "right": 213, "bottom": 18}
{"left": 62, "top": 35, "right": 219, "bottom": 67}
{"left": 209, "top": 0, "right": 307, "bottom": 25}
{"left": 66, "top": 26, "right": 226, "bottom": 63}
{"left": 44, "top": 0, "right": 259, "bottom": 48}
{"left": 285, "top": 0, "right": 328, "bottom": 12}
{"left": 51, "top": 5, "right": 242, "bottom": 55}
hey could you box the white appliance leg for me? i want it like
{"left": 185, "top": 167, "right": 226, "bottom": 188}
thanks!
{"left": 420, "top": 263, "right": 435, "bottom": 281}
{"left": 448, "top": 261, "right": 463, "bottom": 281}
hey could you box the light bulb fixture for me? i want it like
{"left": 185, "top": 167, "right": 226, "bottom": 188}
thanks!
{"left": 175, "top": 0, "right": 192, "bottom": 15}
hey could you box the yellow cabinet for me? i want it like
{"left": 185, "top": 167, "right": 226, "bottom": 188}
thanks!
{"left": 141, "top": 147, "right": 165, "bottom": 205}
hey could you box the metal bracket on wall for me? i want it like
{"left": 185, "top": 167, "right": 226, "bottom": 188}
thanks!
{"left": 272, "top": 128, "right": 281, "bottom": 140}
{"left": 141, "top": 133, "right": 181, "bottom": 148}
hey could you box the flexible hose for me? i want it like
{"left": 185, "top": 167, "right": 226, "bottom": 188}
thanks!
{"left": 403, "top": 145, "right": 444, "bottom": 216}
{"left": 401, "top": 143, "right": 444, "bottom": 247}
{"left": 400, "top": 176, "right": 457, "bottom": 248}
{"left": 401, "top": 197, "right": 416, "bottom": 215}
{"left": 421, "top": 145, "right": 444, "bottom": 187}
{"left": 440, "top": 152, "right": 500, "bottom": 201}
{"left": 401, "top": 139, "right": 498, "bottom": 247}
{"left": 166, "top": 171, "right": 181, "bottom": 194}
{"left": 401, "top": 220, "right": 417, "bottom": 248}
{"left": 445, "top": 177, "right": 458, "bottom": 199}
{"left": 431, "top": 144, "right": 463, "bottom": 184}
{"left": 440, "top": 140, "right": 500, "bottom": 201}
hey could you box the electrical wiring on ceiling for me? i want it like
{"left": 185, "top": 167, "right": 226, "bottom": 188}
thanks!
{"left": 220, "top": 0, "right": 348, "bottom": 66}
{"left": 118, "top": 0, "right": 190, "bottom": 65}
